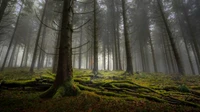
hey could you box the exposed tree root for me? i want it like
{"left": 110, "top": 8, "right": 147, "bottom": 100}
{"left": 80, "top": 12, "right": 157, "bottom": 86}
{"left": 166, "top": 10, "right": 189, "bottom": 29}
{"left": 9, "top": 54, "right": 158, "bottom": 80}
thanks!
{"left": 40, "top": 80, "right": 80, "bottom": 98}
{"left": 1, "top": 76, "right": 200, "bottom": 108}
{"left": 121, "top": 71, "right": 133, "bottom": 76}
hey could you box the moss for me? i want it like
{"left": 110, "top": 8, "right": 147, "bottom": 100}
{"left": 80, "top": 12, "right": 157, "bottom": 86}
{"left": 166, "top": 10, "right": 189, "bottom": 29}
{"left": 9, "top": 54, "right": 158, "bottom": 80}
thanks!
{"left": 178, "top": 84, "right": 190, "bottom": 93}
{"left": 40, "top": 86, "right": 56, "bottom": 98}
{"left": 41, "top": 79, "right": 81, "bottom": 99}
{"left": 41, "top": 74, "right": 55, "bottom": 80}
{"left": 123, "top": 90, "right": 165, "bottom": 102}
{"left": 77, "top": 84, "right": 99, "bottom": 92}
{"left": 96, "top": 91, "right": 129, "bottom": 97}
{"left": 74, "top": 78, "right": 92, "bottom": 84}
{"left": 53, "top": 86, "right": 66, "bottom": 98}
{"left": 111, "top": 83, "right": 139, "bottom": 89}
{"left": 2, "top": 78, "right": 36, "bottom": 87}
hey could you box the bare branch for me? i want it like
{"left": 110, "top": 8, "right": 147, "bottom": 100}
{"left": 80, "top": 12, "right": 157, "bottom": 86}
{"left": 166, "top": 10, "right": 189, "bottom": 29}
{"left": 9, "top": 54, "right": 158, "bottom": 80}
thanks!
{"left": 73, "top": 19, "right": 91, "bottom": 30}
{"left": 72, "top": 41, "right": 90, "bottom": 49}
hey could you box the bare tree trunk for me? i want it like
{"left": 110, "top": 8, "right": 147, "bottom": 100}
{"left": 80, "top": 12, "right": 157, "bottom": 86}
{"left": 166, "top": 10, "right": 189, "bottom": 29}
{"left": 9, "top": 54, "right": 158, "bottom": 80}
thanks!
{"left": 40, "top": 0, "right": 80, "bottom": 98}
{"left": 182, "top": 4, "right": 200, "bottom": 72}
{"left": 161, "top": 32, "right": 170, "bottom": 73}
{"left": 52, "top": 33, "right": 60, "bottom": 73}
{"left": 0, "top": 0, "right": 9, "bottom": 23}
{"left": 103, "top": 43, "right": 106, "bottom": 70}
{"left": 157, "top": 0, "right": 185, "bottom": 75}
{"left": 78, "top": 23, "right": 83, "bottom": 69}
{"left": 20, "top": 44, "right": 26, "bottom": 67}
{"left": 37, "top": 26, "right": 47, "bottom": 70}
{"left": 121, "top": 0, "right": 133, "bottom": 74}
{"left": 107, "top": 44, "right": 110, "bottom": 71}
{"left": 8, "top": 40, "right": 17, "bottom": 67}
{"left": 115, "top": 2, "right": 122, "bottom": 70}
{"left": 30, "top": 0, "right": 48, "bottom": 73}
{"left": 149, "top": 32, "right": 157, "bottom": 72}
{"left": 191, "top": 43, "right": 200, "bottom": 74}
{"left": 24, "top": 30, "right": 32, "bottom": 67}
{"left": 172, "top": 0, "right": 195, "bottom": 75}
{"left": 86, "top": 40, "right": 89, "bottom": 69}
{"left": 93, "top": 0, "right": 98, "bottom": 74}
{"left": 14, "top": 46, "right": 20, "bottom": 67}
{"left": 1, "top": 4, "right": 23, "bottom": 71}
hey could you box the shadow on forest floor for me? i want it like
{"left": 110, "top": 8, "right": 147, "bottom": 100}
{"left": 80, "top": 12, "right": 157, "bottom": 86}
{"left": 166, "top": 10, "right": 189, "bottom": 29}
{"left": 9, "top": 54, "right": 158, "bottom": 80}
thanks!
{"left": 0, "top": 68, "right": 200, "bottom": 112}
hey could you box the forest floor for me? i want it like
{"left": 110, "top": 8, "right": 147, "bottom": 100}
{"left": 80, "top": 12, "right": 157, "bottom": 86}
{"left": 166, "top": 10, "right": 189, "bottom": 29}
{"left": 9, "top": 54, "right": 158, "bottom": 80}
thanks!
{"left": 0, "top": 68, "right": 200, "bottom": 112}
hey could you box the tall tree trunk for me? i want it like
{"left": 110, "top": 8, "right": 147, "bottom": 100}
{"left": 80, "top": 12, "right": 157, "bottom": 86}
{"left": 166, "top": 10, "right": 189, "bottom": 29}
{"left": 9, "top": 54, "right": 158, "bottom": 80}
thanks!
{"left": 191, "top": 43, "right": 200, "bottom": 74}
{"left": 8, "top": 40, "right": 17, "bottom": 67}
{"left": 20, "top": 44, "right": 26, "bottom": 67}
{"left": 86, "top": 40, "right": 89, "bottom": 69}
{"left": 30, "top": 0, "right": 48, "bottom": 72}
{"left": 14, "top": 46, "right": 20, "bottom": 67}
{"left": 93, "top": 0, "right": 98, "bottom": 74}
{"left": 172, "top": 0, "right": 195, "bottom": 75}
{"left": 121, "top": 0, "right": 133, "bottom": 74}
{"left": 161, "top": 32, "right": 170, "bottom": 73}
{"left": 157, "top": 0, "right": 185, "bottom": 75}
{"left": 37, "top": 25, "right": 47, "bottom": 69}
{"left": 52, "top": 32, "right": 60, "bottom": 73}
{"left": 73, "top": 52, "right": 75, "bottom": 68}
{"left": 40, "top": 0, "right": 80, "bottom": 98}
{"left": 149, "top": 31, "right": 157, "bottom": 72}
{"left": 116, "top": 9, "right": 122, "bottom": 70}
{"left": 182, "top": 4, "right": 200, "bottom": 72}
{"left": 0, "top": 0, "right": 9, "bottom": 23}
{"left": 107, "top": 44, "right": 110, "bottom": 70}
{"left": 78, "top": 23, "right": 83, "bottom": 69}
{"left": 103, "top": 44, "right": 105, "bottom": 70}
{"left": 24, "top": 29, "right": 32, "bottom": 67}
{"left": 1, "top": 4, "right": 23, "bottom": 71}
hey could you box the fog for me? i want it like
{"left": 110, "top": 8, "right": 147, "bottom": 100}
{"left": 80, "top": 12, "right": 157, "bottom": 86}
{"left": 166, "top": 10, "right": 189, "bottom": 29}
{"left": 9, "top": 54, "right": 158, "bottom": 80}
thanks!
{"left": 0, "top": 0, "right": 200, "bottom": 75}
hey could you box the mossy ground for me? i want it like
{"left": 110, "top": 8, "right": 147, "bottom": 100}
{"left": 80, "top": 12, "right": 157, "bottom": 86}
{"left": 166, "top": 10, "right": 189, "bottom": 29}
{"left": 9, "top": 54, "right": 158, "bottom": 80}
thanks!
{"left": 1, "top": 68, "right": 200, "bottom": 112}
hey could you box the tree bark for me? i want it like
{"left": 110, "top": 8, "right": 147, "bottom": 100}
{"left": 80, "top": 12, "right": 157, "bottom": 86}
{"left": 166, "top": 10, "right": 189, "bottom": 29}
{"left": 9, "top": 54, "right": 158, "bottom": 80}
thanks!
{"left": 1, "top": 4, "right": 23, "bottom": 71}
{"left": 157, "top": 0, "right": 185, "bottom": 75}
{"left": 78, "top": 22, "right": 83, "bottom": 69}
{"left": 30, "top": 0, "right": 48, "bottom": 73}
{"left": 121, "top": 0, "right": 133, "bottom": 74}
{"left": 40, "top": 0, "right": 80, "bottom": 98}
{"left": 93, "top": 0, "right": 98, "bottom": 74}
{"left": 0, "top": 0, "right": 9, "bottom": 24}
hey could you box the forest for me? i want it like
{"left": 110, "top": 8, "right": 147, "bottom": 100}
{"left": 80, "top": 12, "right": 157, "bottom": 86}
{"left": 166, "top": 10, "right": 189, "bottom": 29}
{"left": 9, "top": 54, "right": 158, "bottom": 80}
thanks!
{"left": 0, "top": 0, "right": 200, "bottom": 111}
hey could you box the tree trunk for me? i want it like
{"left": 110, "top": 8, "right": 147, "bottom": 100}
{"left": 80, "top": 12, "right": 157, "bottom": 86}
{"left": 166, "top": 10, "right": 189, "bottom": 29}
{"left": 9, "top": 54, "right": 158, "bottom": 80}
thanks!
{"left": 1, "top": 4, "right": 23, "bottom": 71}
{"left": 93, "top": 0, "right": 98, "bottom": 74}
{"left": 40, "top": 0, "right": 80, "bottom": 98}
{"left": 8, "top": 40, "right": 17, "bottom": 67}
{"left": 172, "top": 0, "right": 195, "bottom": 75}
{"left": 37, "top": 26, "right": 47, "bottom": 70}
{"left": 14, "top": 46, "right": 20, "bottom": 67}
{"left": 30, "top": 0, "right": 48, "bottom": 73}
{"left": 181, "top": 3, "right": 200, "bottom": 73}
{"left": 78, "top": 22, "right": 83, "bottom": 69}
{"left": 24, "top": 29, "right": 32, "bottom": 67}
{"left": 20, "top": 44, "right": 26, "bottom": 67}
{"left": 52, "top": 32, "right": 60, "bottom": 73}
{"left": 116, "top": 6, "right": 122, "bottom": 70}
{"left": 0, "top": 0, "right": 9, "bottom": 23}
{"left": 121, "top": 0, "right": 133, "bottom": 74}
{"left": 107, "top": 44, "right": 110, "bottom": 71}
{"left": 149, "top": 31, "right": 157, "bottom": 72}
{"left": 157, "top": 0, "right": 185, "bottom": 75}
